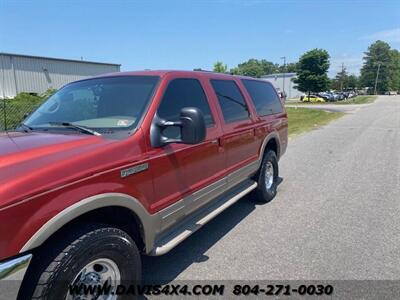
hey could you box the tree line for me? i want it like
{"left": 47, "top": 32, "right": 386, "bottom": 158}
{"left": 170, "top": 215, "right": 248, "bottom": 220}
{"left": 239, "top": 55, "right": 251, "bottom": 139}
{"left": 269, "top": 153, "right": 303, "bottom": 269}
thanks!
{"left": 209, "top": 40, "right": 400, "bottom": 95}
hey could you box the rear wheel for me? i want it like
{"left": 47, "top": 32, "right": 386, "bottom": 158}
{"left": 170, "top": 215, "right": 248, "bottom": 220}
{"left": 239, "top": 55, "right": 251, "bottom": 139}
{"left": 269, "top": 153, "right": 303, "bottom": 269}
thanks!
{"left": 252, "top": 150, "right": 279, "bottom": 203}
{"left": 24, "top": 225, "right": 141, "bottom": 300}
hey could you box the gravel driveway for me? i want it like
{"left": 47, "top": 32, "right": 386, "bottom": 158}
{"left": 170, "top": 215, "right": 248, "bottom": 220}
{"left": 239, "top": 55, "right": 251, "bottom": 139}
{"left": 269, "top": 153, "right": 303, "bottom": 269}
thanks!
{"left": 143, "top": 96, "right": 400, "bottom": 282}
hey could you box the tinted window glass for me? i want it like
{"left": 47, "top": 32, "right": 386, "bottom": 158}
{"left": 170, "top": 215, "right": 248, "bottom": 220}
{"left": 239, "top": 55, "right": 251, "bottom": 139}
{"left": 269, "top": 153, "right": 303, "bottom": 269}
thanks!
{"left": 242, "top": 79, "right": 283, "bottom": 115}
{"left": 158, "top": 78, "right": 214, "bottom": 138}
{"left": 25, "top": 76, "right": 159, "bottom": 132}
{"left": 210, "top": 80, "right": 249, "bottom": 123}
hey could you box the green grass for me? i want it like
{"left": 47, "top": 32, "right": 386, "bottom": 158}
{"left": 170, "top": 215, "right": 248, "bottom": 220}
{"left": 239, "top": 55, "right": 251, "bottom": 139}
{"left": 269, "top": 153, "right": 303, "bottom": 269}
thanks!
{"left": 287, "top": 107, "right": 344, "bottom": 136}
{"left": 338, "top": 95, "right": 377, "bottom": 104}
{"left": 287, "top": 95, "right": 377, "bottom": 105}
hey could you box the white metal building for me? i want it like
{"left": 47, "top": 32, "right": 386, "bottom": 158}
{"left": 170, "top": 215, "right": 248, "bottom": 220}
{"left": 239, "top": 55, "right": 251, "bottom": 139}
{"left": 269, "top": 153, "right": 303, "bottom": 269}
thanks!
{"left": 0, "top": 53, "right": 120, "bottom": 99}
{"left": 261, "top": 73, "right": 303, "bottom": 99}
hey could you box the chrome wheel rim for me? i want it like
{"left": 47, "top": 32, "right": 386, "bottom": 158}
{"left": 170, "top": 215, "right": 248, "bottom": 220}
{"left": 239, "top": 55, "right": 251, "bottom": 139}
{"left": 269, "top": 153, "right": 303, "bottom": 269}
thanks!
{"left": 66, "top": 258, "right": 121, "bottom": 300}
{"left": 264, "top": 161, "right": 274, "bottom": 190}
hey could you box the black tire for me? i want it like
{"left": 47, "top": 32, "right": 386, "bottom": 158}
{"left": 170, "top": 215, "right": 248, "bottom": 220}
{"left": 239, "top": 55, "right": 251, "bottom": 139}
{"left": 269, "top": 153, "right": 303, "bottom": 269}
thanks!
{"left": 23, "top": 225, "right": 141, "bottom": 300}
{"left": 252, "top": 150, "right": 279, "bottom": 203}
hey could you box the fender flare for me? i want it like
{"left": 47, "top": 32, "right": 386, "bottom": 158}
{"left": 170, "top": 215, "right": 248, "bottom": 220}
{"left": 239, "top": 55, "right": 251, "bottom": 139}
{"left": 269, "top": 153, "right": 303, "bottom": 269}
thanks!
{"left": 259, "top": 131, "right": 281, "bottom": 161}
{"left": 20, "top": 193, "right": 158, "bottom": 254}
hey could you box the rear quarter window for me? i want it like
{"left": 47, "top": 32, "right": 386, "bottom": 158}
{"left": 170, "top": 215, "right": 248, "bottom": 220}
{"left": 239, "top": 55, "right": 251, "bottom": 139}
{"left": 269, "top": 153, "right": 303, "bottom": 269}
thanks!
{"left": 241, "top": 79, "right": 283, "bottom": 116}
{"left": 210, "top": 79, "right": 249, "bottom": 123}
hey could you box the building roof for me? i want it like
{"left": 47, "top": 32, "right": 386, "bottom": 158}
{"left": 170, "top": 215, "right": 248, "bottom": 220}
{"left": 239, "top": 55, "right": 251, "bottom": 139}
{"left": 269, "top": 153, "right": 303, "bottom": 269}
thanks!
{"left": 262, "top": 72, "right": 296, "bottom": 78}
{"left": 90, "top": 70, "right": 262, "bottom": 80}
{"left": 0, "top": 52, "right": 120, "bottom": 67}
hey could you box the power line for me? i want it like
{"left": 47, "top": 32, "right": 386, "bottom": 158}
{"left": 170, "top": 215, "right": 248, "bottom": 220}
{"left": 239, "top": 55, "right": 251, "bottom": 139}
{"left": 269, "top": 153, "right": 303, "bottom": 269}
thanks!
{"left": 280, "top": 56, "right": 286, "bottom": 96}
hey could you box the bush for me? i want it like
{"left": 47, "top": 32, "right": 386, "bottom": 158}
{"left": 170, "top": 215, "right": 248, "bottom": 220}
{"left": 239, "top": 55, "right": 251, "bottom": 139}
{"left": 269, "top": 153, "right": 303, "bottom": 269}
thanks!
{"left": 40, "top": 88, "right": 57, "bottom": 99}
{"left": 0, "top": 89, "right": 56, "bottom": 131}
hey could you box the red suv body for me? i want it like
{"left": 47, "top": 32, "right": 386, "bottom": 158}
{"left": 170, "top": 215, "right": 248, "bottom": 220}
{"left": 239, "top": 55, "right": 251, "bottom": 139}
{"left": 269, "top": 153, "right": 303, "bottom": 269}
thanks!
{"left": 0, "top": 70, "right": 287, "bottom": 299}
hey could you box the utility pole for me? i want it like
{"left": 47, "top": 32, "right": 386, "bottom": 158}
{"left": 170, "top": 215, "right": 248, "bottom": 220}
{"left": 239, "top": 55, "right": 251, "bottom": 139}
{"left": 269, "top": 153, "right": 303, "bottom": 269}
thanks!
{"left": 340, "top": 63, "right": 344, "bottom": 91}
{"left": 280, "top": 56, "right": 286, "bottom": 97}
{"left": 374, "top": 63, "right": 381, "bottom": 95}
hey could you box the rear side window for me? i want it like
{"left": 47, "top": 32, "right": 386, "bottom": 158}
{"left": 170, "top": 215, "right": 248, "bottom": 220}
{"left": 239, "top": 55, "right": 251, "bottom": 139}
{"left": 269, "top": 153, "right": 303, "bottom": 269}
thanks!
{"left": 241, "top": 79, "right": 283, "bottom": 116}
{"left": 210, "top": 80, "right": 249, "bottom": 123}
{"left": 157, "top": 78, "right": 214, "bottom": 138}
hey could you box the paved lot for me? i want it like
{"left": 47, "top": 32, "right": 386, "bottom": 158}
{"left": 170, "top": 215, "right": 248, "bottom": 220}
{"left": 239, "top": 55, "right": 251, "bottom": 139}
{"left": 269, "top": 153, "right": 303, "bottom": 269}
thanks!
{"left": 143, "top": 96, "right": 400, "bottom": 281}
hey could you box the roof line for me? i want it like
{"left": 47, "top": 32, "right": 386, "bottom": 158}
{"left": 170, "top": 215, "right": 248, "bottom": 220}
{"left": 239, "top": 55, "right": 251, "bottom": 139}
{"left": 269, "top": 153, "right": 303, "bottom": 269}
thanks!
{"left": 262, "top": 72, "right": 296, "bottom": 77}
{"left": 0, "top": 52, "right": 121, "bottom": 67}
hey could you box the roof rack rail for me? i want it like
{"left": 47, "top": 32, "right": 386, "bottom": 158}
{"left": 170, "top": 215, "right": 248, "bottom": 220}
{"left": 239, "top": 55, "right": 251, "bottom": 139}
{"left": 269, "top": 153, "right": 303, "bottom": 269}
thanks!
{"left": 193, "top": 69, "right": 235, "bottom": 75}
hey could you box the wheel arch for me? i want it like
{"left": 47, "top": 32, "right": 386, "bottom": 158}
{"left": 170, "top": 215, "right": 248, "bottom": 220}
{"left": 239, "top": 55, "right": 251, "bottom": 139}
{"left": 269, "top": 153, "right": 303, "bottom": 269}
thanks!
{"left": 19, "top": 193, "right": 158, "bottom": 255}
{"left": 259, "top": 132, "right": 281, "bottom": 161}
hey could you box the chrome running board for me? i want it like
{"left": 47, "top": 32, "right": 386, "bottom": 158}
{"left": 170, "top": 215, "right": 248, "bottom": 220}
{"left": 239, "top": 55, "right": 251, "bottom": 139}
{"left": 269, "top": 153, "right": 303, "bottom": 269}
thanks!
{"left": 150, "top": 180, "right": 257, "bottom": 256}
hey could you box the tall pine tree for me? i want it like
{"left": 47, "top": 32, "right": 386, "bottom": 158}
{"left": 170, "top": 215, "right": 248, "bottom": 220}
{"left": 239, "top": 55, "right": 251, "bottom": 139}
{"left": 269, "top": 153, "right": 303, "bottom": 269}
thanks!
{"left": 360, "top": 41, "right": 393, "bottom": 93}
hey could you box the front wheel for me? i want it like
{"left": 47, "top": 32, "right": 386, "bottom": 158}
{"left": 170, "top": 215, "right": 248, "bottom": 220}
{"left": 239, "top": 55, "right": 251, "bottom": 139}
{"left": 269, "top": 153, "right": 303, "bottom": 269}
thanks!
{"left": 25, "top": 225, "right": 141, "bottom": 300}
{"left": 252, "top": 150, "right": 279, "bottom": 203}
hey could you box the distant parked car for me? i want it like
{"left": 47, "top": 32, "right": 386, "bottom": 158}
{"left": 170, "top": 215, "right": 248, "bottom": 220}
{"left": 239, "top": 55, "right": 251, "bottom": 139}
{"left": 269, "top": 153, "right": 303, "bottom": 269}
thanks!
{"left": 318, "top": 92, "right": 334, "bottom": 102}
{"left": 276, "top": 89, "right": 287, "bottom": 103}
{"left": 301, "top": 95, "right": 325, "bottom": 103}
{"left": 332, "top": 93, "right": 342, "bottom": 101}
{"left": 348, "top": 91, "right": 357, "bottom": 98}
{"left": 385, "top": 91, "right": 398, "bottom": 95}
{"left": 336, "top": 92, "right": 346, "bottom": 100}
{"left": 342, "top": 92, "right": 350, "bottom": 99}
{"left": 329, "top": 92, "right": 345, "bottom": 101}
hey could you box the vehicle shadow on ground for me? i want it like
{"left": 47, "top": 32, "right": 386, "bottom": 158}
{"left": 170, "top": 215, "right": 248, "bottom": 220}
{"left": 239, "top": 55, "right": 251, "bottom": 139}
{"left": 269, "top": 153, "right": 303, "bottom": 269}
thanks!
{"left": 142, "top": 177, "right": 283, "bottom": 284}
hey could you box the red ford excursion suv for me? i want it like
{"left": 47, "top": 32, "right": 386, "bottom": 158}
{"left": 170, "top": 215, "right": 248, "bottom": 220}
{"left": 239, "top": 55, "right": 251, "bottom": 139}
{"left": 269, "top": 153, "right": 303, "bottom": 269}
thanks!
{"left": 0, "top": 70, "right": 287, "bottom": 299}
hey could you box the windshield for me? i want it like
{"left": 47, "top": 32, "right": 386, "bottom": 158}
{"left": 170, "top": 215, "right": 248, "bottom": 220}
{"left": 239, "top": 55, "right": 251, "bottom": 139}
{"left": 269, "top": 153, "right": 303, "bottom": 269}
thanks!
{"left": 24, "top": 76, "right": 159, "bottom": 135}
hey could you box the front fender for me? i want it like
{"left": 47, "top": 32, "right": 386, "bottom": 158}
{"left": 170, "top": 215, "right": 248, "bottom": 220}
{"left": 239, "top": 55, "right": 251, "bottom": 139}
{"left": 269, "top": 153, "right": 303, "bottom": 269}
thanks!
{"left": 19, "top": 193, "right": 159, "bottom": 254}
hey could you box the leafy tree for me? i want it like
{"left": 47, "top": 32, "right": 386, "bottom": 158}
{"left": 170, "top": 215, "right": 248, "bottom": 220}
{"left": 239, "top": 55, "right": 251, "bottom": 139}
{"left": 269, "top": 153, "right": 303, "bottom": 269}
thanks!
{"left": 345, "top": 75, "right": 359, "bottom": 90}
{"left": 230, "top": 59, "right": 278, "bottom": 77}
{"left": 332, "top": 66, "right": 348, "bottom": 91}
{"left": 360, "top": 40, "right": 393, "bottom": 93}
{"left": 330, "top": 79, "right": 339, "bottom": 91}
{"left": 277, "top": 62, "right": 298, "bottom": 73}
{"left": 293, "top": 49, "right": 330, "bottom": 97}
{"left": 389, "top": 49, "right": 400, "bottom": 91}
{"left": 328, "top": 78, "right": 337, "bottom": 90}
{"left": 213, "top": 61, "right": 228, "bottom": 73}
{"left": 331, "top": 67, "right": 359, "bottom": 91}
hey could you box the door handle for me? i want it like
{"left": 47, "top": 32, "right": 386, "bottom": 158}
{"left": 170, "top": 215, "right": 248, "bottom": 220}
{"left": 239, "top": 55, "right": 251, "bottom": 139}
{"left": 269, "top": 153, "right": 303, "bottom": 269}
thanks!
{"left": 211, "top": 138, "right": 223, "bottom": 146}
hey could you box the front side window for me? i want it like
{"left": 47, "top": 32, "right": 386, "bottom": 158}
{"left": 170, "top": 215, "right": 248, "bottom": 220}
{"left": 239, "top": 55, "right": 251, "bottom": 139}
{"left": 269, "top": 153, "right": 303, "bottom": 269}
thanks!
{"left": 241, "top": 79, "right": 283, "bottom": 116}
{"left": 210, "top": 79, "right": 249, "bottom": 123}
{"left": 25, "top": 76, "right": 159, "bottom": 135}
{"left": 157, "top": 78, "right": 214, "bottom": 138}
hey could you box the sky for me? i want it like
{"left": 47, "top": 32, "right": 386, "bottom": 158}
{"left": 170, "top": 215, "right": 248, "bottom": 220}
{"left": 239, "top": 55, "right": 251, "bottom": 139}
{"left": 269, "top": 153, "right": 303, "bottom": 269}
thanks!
{"left": 1, "top": 0, "right": 399, "bottom": 77}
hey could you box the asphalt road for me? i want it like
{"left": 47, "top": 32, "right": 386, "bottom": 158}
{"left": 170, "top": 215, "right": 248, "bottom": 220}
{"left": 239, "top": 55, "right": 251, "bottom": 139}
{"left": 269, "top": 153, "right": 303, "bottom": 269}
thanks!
{"left": 143, "top": 96, "right": 400, "bottom": 282}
